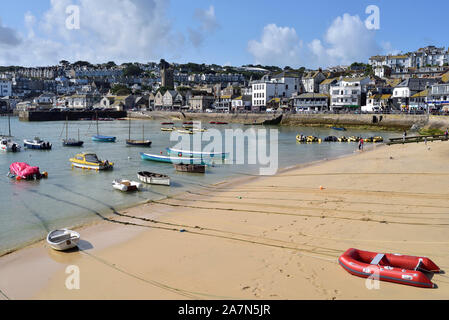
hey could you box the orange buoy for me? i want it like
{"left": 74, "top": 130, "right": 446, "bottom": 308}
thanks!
{"left": 319, "top": 186, "right": 324, "bottom": 190}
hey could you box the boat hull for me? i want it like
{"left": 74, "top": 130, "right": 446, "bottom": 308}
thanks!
{"left": 174, "top": 164, "right": 206, "bottom": 173}
{"left": 24, "top": 140, "right": 52, "bottom": 150}
{"left": 126, "top": 139, "right": 152, "bottom": 147}
{"left": 47, "top": 229, "right": 80, "bottom": 251}
{"left": 92, "top": 135, "right": 116, "bottom": 142}
{"left": 339, "top": 248, "right": 439, "bottom": 288}
{"left": 140, "top": 152, "right": 206, "bottom": 164}
{"left": 63, "top": 140, "right": 84, "bottom": 147}
{"left": 137, "top": 171, "right": 170, "bottom": 186}
{"left": 167, "top": 148, "right": 227, "bottom": 159}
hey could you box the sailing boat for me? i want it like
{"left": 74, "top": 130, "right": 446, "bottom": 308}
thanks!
{"left": 92, "top": 111, "right": 116, "bottom": 142}
{"left": 126, "top": 118, "right": 152, "bottom": 147}
{"left": 62, "top": 116, "right": 84, "bottom": 147}
{"left": 1, "top": 108, "right": 21, "bottom": 152}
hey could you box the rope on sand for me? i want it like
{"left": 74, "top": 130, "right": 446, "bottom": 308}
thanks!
{"left": 0, "top": 288, "right": 10, "bottom": 300}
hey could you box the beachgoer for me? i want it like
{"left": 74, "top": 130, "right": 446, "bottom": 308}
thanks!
{"left": 403, "top": 130, "right": 407, "bottom": 143}
{"left": 445, "top": 128, "right": 448, "bottom": 140}
{"left": 359, "top": 138, "right": 364, "bottom": 150}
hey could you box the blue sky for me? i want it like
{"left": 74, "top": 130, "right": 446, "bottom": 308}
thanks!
{"left": 0, "top": 0, "right": 448, "bottom": 68}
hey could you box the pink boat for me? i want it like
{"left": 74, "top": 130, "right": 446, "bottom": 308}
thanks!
{"left": 9, "top": 162, "right": 48, "bottom": 180}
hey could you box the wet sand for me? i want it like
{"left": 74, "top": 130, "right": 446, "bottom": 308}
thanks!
{"left": 1, "top": 141, "right": 449, "bottom": 300}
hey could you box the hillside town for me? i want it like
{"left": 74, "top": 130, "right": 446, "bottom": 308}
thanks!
{"left": 1, "top": 46, "right": 449, "bottom": 115}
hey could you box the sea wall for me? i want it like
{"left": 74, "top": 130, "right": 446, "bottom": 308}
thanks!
{"left": 19, "top": 110, "right": 127, "bottom": 121}
{"left": 129, "top": 111, "right": 432, "bottom": 130}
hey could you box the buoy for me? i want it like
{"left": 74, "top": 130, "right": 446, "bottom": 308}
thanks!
{"left": 42, "top": 172, "right": 48, "bottom": 178}
{"left": 16, "top": 176, "right": 22, "bottom": 181}
{"left": 319, "top": 186, "right": 324, "bottom": 190}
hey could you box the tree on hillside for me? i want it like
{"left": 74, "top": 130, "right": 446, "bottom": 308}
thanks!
{"left": 111, "top": 84, "right": 131, "bottom": 95}
{"left": 123, "top": 64, "right": 143, "bottom": 77}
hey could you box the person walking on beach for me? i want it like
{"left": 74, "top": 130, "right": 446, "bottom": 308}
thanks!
{"left": 445, "top": 128, "right": 448, "bottom": 140}
{"left": 359, "top": 138, "right": 364, "bottom": 150}
{"left": 403, "top": 130, "right": 407, "bottom": 143}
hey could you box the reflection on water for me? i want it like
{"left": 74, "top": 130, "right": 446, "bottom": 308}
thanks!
{"left": 0, "top": 117, "right": 398, "bottom": 255}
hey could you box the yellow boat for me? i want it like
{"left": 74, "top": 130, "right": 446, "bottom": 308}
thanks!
{"left": 338, "top": 136, "right": 348, "bottom": 142}
{"left": 69, "top": 153, "right": 114, "bottom": 171}
{"left": 177, "top": 129, "right": 194, "bottom": 134}
{"left": 364, "top": 137, "right": 374, "bottom": 143}
{"left": 161, "top": 127, "right": 175, "bottom": 132}
{"left": 347, "top": 136, "right": 360, "bottom": 142}
{"left": 373, "top": 136, "right": 384, "bottom": 143}
{"left": 296, "top": 134, "right": 306, "bottom": 143}
{"left": 306, "top": 136, "right": 322, "bottom": 143}
{"left": 192, "top": 128, "right": 207, "bottom": 132}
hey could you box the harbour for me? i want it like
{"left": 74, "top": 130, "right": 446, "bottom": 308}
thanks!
{"left": 0, "top": 116, "right": 396, "bottom": 256}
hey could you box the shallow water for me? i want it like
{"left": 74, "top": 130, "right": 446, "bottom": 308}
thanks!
{"left": 0, "top": 117, "right": 398, "bottom": 255}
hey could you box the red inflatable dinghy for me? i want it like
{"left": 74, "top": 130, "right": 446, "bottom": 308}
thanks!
{"left": 338, "top": 248, "right": 440, "bottom": 288}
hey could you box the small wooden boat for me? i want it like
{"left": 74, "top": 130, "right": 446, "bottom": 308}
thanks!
{"left": 183, "top": 121, "right": 194, "bottom": 125}
{"left": 112, "top": 179, "right": 144, "bottom": 192}
{"left": 161, "top": 127, "right": 175, "bottom": 132}
{"left": 174, "top": 163, "right": 206, "bottom": 173}
{"left": 70, "top": 153, "right": 114, "bottom": 171}
{"left": 137, "top": 171, "right": 170, "bottom": 186}
{"left": 339, "top": 248, "right": 440, "bottom": 288}
{"left": 215, "top": 121, "right": 228, "bottom": 125}
{"left": 8, "top": 162, "right": 48, "bottom": 180}
{"left": 209, "top": 121, "right": 216, "bottom": 124}
{"left": 24, "top": 137, "right": 52, "bottom": 150}
{"left": 63, "top": 119, "right": 84, "bottom": 147}
{"left": 167, "top": 148, "right": 228, "bottom": 159}
{"left": 47, "top": 229, "right": 80, "bottom": 251}
{"left": 140, "top": 152, "right": 206, "bottom": 164}
{"left": 161, "top": 122, "right": 174, "bottom": 125}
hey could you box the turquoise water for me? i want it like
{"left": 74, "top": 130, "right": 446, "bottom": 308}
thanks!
{"left": 0, "top": 117, "right": 398, "bottom": 255}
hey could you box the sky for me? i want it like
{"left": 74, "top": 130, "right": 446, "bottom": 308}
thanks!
{"left": 0, "top": 0, "right": 448, "bottom": 68}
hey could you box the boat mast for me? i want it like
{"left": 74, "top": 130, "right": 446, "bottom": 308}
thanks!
{"left": 7, "top": 101, "right": 11, "bottom": 137}
{"left": 128, "top": 117, "right": 131, "bottom": 140}
{"left": 96, "top": 111, "right": 99, "bottom": 136}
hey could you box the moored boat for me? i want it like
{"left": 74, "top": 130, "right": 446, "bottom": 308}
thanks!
{"left": 161, "top": 122, "right": 174, "bottom": 125}
{"left": 70, "top": 153, "right": 114, "bottom": 171}
{"left": 167, "top": 147, "right": 228, "bottom": 159}
{"left": 47, "top": 229, "right": 80, "bottom": 251}
{"left": 8, "top": 162, "right": 48, "bottom": 180}
{"left": 177, "top": 129, "right": 194, "bottom": 134}
{"left": 24, "top": 137, "right": 52, "bottom": 150}
{"left": 173, "top": 163, "right": 206, "bottom": 173}
{"left": 112, "top": 179, "right": 144, "bottom": 192}
{"left": 1, "top": 137, "right": 21, "bottom": 152}
{"left": 324, "top": 136, "right": 338, "bottom": 142}
{"left": 306, "top": 136, "right": 321, "bottom": 143}
{"left": 126, "top": 118, "right": 152, "bottom": 147}
{"left": 137, "top": 171, "right": 171, "bottom": 186}
{"left": 338, "top": 248, "right": 440, "bottom": 288}
{"left": 140, "top": 152, "right": 206, "bottom": 164}
{"left": 338, "top": 136, "right": 348, "bottom": 142}
{"left": 331, "top": 126, "right": 346, "bottom": 131}
{"left": 347, "top": 136, "right": 361, "bottom": 142}
{"left": 92, "top": 135, "right": 116, "bottom": 142}
{"left": 161, "top": 127, "right": 176, "bottom": 132}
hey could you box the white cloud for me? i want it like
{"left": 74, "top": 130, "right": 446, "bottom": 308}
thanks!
{"left": 248, "top": 14, "right": 387, "bottom": 68}
{"left": 188, "top": 5, "right": 219, "bottom": 48}
{"left": 0, "top": 18, "right": 22, "bottom": 48}
{"left": 247, "top": 24, "right": 303, "bottom": 67}
{"left": 0, "top": 0, "right": 186, "bottom": 66}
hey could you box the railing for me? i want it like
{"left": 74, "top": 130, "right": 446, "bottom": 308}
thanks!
{"left": 387, "top": 134, "right": 448, "bottom": 145}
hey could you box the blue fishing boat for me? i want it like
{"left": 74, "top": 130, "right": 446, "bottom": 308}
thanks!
{"left": 331, "top": 126, "right": 346, "bottom": 131}
{"left": 140, "top": 152, "right": 206, "bottom": 164}
{"left": 24, "top": 137, "right": 52, "bottom": 150}
{"left": 166, "top": 148, "right": 228, "bottom": 159}
{"left": 92, "top": 135, "right": 116, "bottom": 142}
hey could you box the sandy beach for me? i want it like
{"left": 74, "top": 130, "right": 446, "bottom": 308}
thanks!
{"left": 1, "top": 140, "right": 449, "bottom": 300}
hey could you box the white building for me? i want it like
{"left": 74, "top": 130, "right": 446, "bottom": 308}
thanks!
{"left": 330, "top": 77, "right": 370, "bottom": 111}
{"left": 251, "top": 72, "right": 301, "bottom": 110}
{"left": 0, "top": 80, "right": 12, "bottom": 97}
{"left": 291, "top": 93, "right": 329, "bottom": 112}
